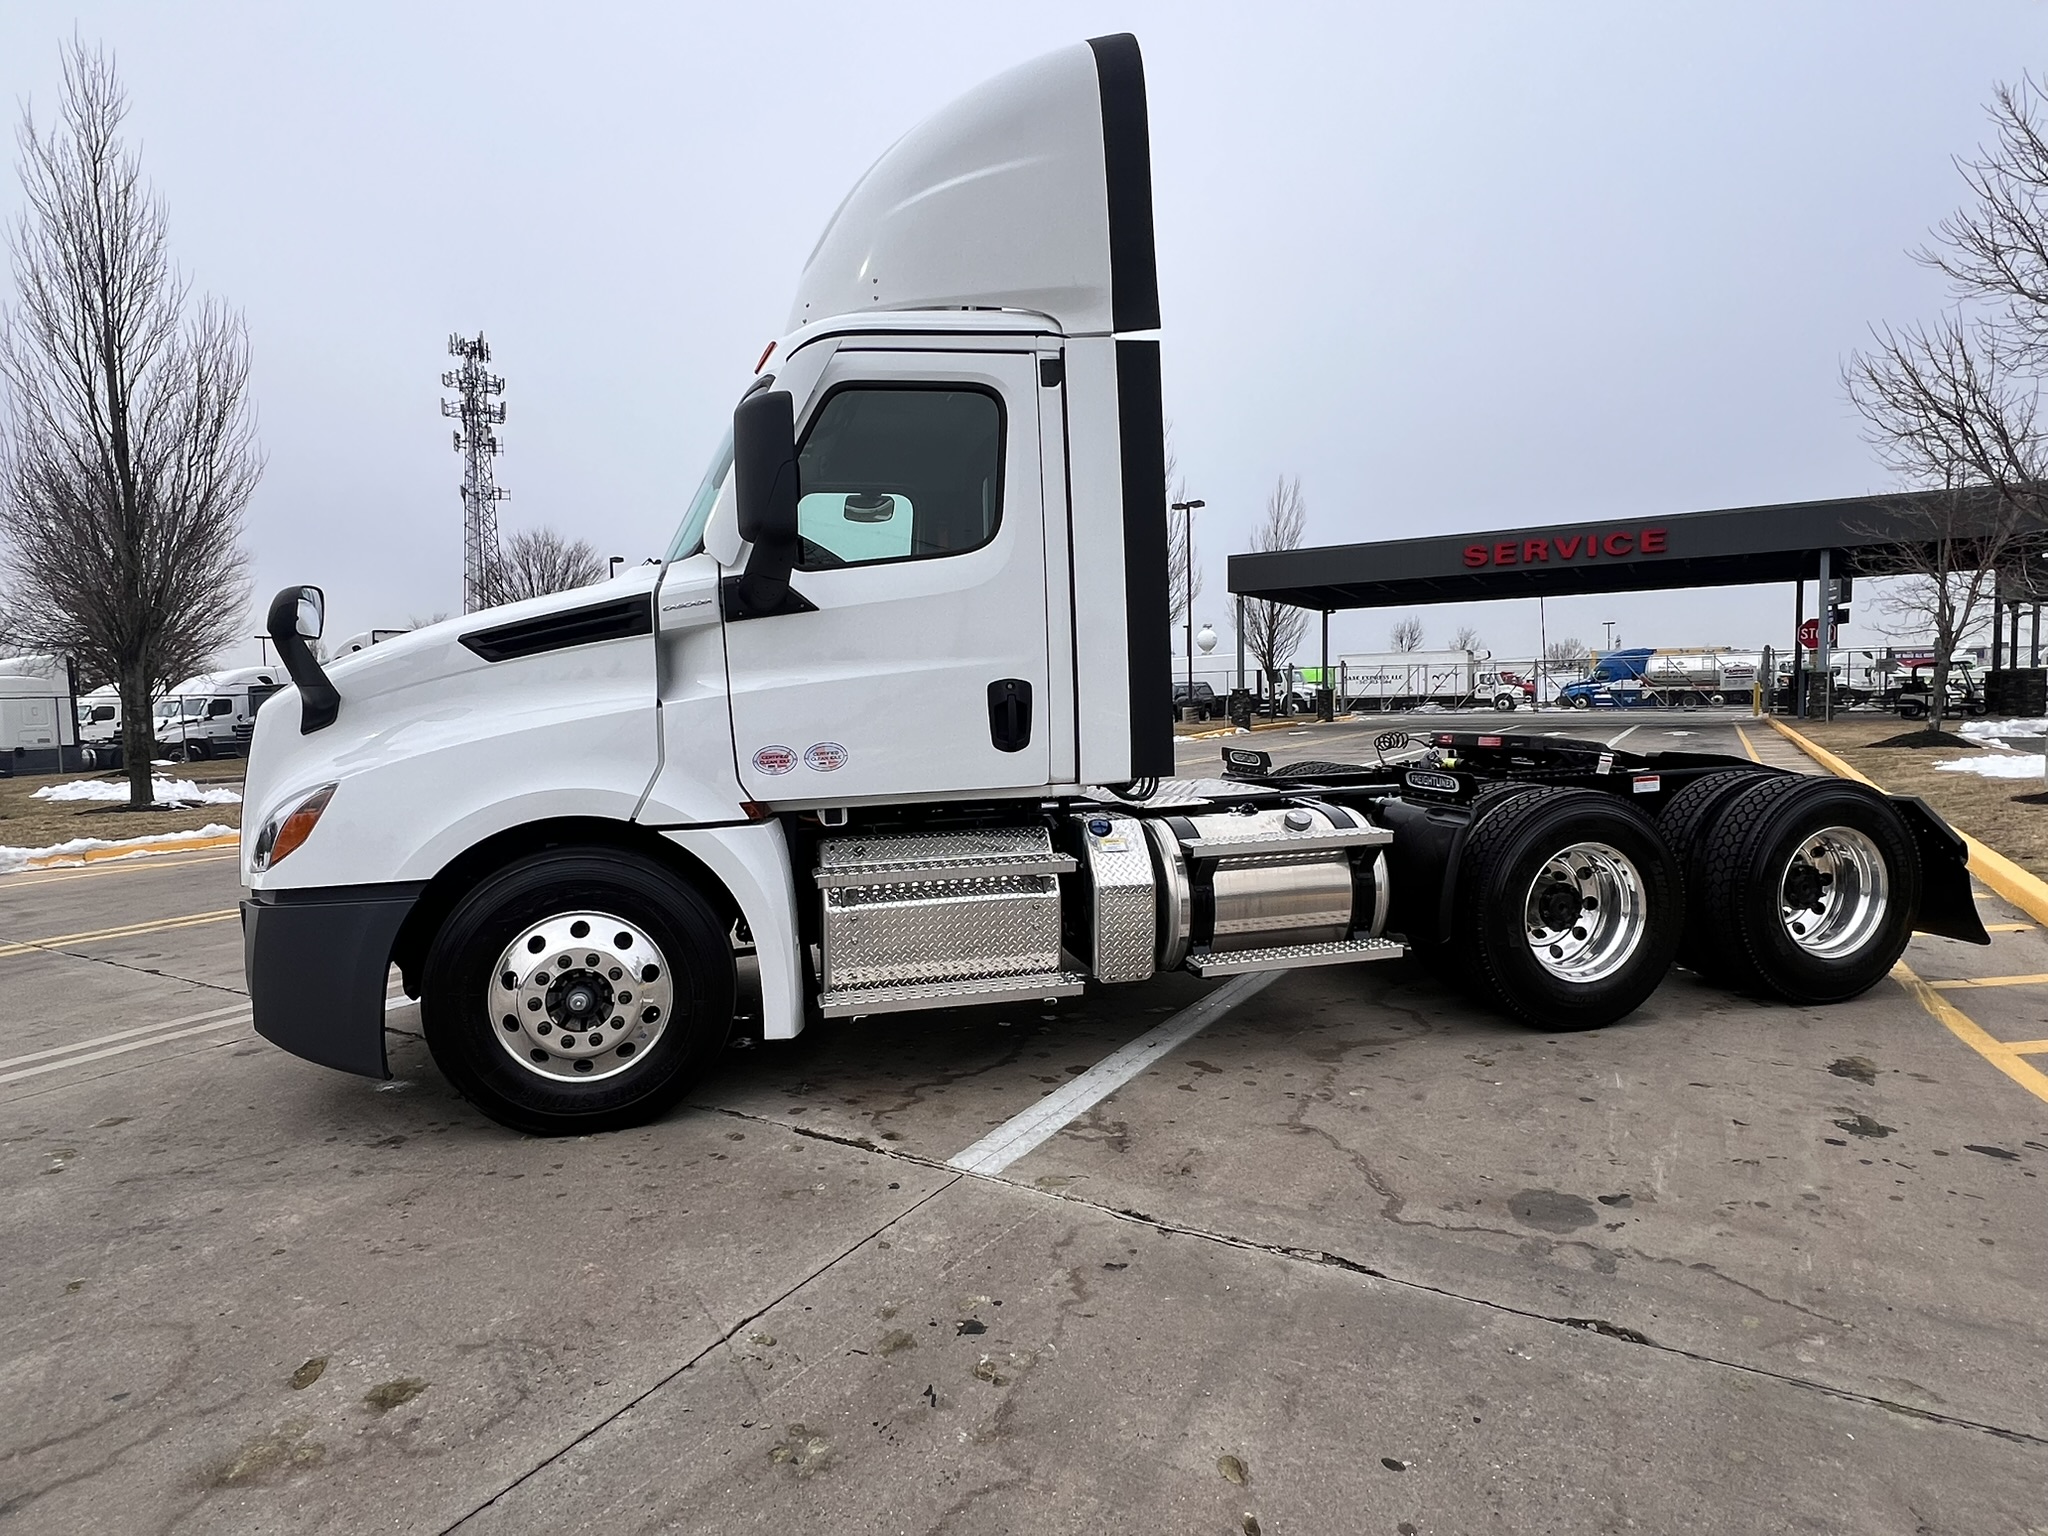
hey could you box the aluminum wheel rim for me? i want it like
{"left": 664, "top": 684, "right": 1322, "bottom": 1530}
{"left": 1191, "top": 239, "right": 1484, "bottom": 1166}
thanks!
{"left": 1524, "top": 841, "right": 1647, "bottom": 983}
{"left": 490, "top": 911, "right": 675, "bottom": 1082}
{"left": 1778, "top": 826, "right": 1888, "bottom": 958}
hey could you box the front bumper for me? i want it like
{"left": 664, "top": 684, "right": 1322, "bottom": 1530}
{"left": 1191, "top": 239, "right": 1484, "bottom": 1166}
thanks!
{"left": 242, "top": 883, "right": 426, "bottom": 1078}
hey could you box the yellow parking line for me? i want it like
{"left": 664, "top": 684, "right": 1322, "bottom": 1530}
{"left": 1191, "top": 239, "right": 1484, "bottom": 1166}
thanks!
{"left": 1892, "top": 961, "right": 2048, "bottom": 1106}
{"left": 2006, "top": 1039, "right": 2048, "bottom": 1054}
{"left": 1927, "top": 973, "right": 2048, "bottom": 990}
{"left": 1985, "top": 923, "right": 2036, "bottom": 933}
{"left": 0, "top": 908, "right": 238, "bottom": 960}
{"left": 1733, "top": 724, "right": 1763, "bottom": 763}
{"left": 0, "top": 851, "right": 236, "bottom": 889}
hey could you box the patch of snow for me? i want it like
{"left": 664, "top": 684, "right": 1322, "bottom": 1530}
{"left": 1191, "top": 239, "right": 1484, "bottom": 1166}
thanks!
{"left": 0, "top": 823, "right": 237, "bottom": 874}
{"left": 1933, "top": 754, "right": 2047, "bottom": 780}
{"left": 31, "top": 777, "right": 241, "bottom": 806}
{"left": 1961, "top": 718, "right": 2048, "bottom": 738}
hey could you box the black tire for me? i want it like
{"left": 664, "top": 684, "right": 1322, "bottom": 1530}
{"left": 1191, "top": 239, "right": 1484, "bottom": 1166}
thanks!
{"left": 1466, "top": 780, "right": 1547, "bottom": 825}
{"left": 1451, "top": 787, "right": 1682, "bottom": 1030}
{"left": 1693, "top": 776, "right": 1920, "bottom": 1004}
{"left": 422, "top": 847, "right": 736, "bottom": 1136}
{"left": 1571, "top": 695, "right": 1592, "bottom": 710}
{"left": 1655, "top": 768, "right": 1773, "bottom": 973}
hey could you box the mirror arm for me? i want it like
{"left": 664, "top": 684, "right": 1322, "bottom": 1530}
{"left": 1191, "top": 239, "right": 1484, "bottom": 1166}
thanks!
{"left": 265, "top": 586, "right": 340, "bottom": 733}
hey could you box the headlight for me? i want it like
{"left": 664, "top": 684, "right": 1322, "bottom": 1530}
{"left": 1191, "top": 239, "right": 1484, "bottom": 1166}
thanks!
{"left": 250, "top": 782, "right": 337, "bottom": 872}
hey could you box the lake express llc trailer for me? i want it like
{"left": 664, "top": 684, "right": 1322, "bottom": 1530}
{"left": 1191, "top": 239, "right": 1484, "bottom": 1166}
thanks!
{"left": 241, "top": 37, "right": 1988, "bottom": 1135}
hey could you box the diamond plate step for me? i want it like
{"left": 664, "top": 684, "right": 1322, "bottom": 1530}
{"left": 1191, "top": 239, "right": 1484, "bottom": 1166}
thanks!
{"left": 815, "top": 828, "right": 1077, "bottom": 888}
{"left": 1183, "top": 936, "right": 1406, "bottom": 977}
{"left": 817, "top": 970, "right": 1087, "bottom": 1018}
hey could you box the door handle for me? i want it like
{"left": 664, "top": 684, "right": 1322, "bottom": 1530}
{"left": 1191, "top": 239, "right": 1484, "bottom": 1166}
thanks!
{"left": 987, "top": 679, "right": 1032, "bottom": 753}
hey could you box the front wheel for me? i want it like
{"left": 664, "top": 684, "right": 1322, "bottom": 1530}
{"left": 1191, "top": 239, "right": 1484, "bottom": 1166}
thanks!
{"left": 422, "top": 847, "right": 736, "bottom": 1135}
{"left": 1570, "top": 695, "right": 1592, "bottom": 710}
{"left": 1451, "top": 788, "right": 1682, "bottom": 1030}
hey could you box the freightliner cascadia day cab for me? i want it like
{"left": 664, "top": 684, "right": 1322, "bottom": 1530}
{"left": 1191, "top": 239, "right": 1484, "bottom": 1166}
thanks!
{"left": 241, "top": 36, "right": 1989, "bottom": 1135}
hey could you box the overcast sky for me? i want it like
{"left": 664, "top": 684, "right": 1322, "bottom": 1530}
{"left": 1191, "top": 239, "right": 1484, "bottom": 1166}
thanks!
{"left": 1, "top": 1, "right": 2042, "bottom": 669}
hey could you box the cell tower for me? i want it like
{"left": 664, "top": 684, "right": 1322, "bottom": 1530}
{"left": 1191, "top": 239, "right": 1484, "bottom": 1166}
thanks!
{"left": 441, "top": 333, "right": 509, "bottom": 613}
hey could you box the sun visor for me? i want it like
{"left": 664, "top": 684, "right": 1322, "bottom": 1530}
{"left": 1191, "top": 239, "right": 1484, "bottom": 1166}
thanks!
{"left": 788, "top": 34, "right": 1159, "bottom": 338}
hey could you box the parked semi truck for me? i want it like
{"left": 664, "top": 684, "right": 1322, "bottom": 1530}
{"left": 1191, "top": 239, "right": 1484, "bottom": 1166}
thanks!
{"left": 154, "top": 667, "right": 284, "bottom": 761}
{"left": 1338, "top": 650, "right": 1529, "bottom": 711}
{"left": 241, "top": 36, "right": 1988, "bottom": 1135}
{"left": 1557, "top": 648, "right": 1759, "bottom": 709}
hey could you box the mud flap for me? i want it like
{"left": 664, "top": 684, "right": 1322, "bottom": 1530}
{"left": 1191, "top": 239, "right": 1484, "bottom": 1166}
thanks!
{"left": 1892, "top": 796, "right": 1990, "bottom": 946}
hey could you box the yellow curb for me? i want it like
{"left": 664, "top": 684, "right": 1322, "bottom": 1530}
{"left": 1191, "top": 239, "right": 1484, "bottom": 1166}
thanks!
{"left": 1186, "top": 718, "right": 1328, "bottom": 741}
{"left": 1766, "top": 716, "right": 2048, "bottom": 932}
{"left": 21, "top": 831, "right": 240, "bottom": 871}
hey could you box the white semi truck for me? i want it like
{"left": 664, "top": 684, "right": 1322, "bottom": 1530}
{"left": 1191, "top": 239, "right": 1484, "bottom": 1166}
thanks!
{"left": 241, "top": 36, "right": 1988, "bottom": 1135}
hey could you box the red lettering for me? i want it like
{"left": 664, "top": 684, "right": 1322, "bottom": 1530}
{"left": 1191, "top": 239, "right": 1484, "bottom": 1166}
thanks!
{"left": 1640, "top": 526, "right": 1667, "bottom": 554}
{"left": 1494, "top": 542, "right": 1518, "bottom": 566}
{"left": 1604, "top": 531, "right": 1633, "bottom": 556}
{"left": 1583, "top": 530, "right": 1599, "bottom": 557}
{"left": 1524, "top": 539, "right": 1549, "bottom": 563}
{"left": 1463, "top": 544, "right": 1488, "bottom": 567}
{"left": 1555, "top": 534, "right": 1581, "bottom": 559}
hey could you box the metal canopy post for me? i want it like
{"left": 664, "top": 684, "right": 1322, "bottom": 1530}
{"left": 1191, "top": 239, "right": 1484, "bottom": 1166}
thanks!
{"left": 1793, "top": 577, "right": 1807, "bottom": 719}
{"left": 1816, "top": 548, "right": 1832, "bottom": 723}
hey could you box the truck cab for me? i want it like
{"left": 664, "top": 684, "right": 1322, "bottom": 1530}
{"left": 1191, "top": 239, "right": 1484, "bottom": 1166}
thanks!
{"left": 239, "top": 35, "right": 1987, "bottom": 1136}
{"left": 156, "top": 668, "right": 285, "bottom": 761}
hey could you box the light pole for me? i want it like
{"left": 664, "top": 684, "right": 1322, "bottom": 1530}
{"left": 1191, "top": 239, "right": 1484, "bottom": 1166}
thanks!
{"left": 1170, "top": 498, "right": 1205, "bottom": 709}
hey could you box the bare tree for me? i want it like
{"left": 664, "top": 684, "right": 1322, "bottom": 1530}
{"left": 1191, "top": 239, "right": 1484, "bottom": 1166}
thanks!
{"left": 1451, "top": 623, "right": 1483, "bottom": 653}
{"left": 496, "top": 525, "right": 604, "bottom": 602}
{"left": 1163, "top": 421, "right": 1202, "bottom": 630}
{"left": 1920, "top": 76, "right": 2048, "bottom": 367}
{"left": 1389, "top": 616, "right": 1425, "bottom": 652}
{"left": 1543, "top": 637, "right": 1589, "bottom": 667}
{"left": 1238, "top": 475, "right": 1309, "bottom": 700}
{"left": 0, "top": 43, "right": 256, "bottom": 806}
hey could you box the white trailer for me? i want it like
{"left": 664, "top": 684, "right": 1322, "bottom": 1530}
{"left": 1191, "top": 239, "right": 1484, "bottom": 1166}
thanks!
{"left": 0, "top": 655, "right": 78, "bottom": 772}
{"left": 239, "top": 36, "right": 1987, "bottom": 1135}
{"left": 1337, "top": 650, "right": 1527, "bottom": 711}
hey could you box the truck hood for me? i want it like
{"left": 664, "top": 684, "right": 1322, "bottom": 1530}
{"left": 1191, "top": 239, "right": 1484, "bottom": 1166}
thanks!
{"left": 244, "top": 565, "right": 664, "bottom": 846}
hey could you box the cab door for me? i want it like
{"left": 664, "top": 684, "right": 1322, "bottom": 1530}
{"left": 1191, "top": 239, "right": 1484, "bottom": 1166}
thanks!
{"left": 723, "top": 348, "right": 1050, "bottom": 804}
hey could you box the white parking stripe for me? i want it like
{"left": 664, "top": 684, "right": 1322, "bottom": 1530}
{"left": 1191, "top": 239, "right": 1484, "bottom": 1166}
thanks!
{"left": 0, "top": 1016, "right": 254, "bottom": 1084}
{"left": 946, "top": 971, "right": 1280, "bottom": 1176}
{"left": 0, "top": 994, "right": 415, "bottom": 1087}
{"left": 0, "top": 1002, "right": 250, "bottom": 1071}
{"left": 1606, "top": 724, "right": 1640, "bottom": 747}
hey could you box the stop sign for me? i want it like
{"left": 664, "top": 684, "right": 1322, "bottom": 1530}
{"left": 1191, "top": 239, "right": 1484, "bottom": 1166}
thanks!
{"left": 1798, "top": 617, "right": 1819, "bottom": 649}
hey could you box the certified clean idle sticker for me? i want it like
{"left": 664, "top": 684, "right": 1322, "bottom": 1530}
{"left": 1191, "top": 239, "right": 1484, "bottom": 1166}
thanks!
{"left": 751, "top": 745, "right": 797, "bottom": 776}
{"left": 803, "top": 741, "right": 849, "bottom": 772}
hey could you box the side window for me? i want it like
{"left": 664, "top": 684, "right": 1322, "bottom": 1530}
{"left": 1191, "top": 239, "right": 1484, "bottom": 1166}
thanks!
{"left": 208, "top": 697, "right": 233, "bottom": 717}
{"left": 794, "top": 387, "right": 1003, "bottom": 571}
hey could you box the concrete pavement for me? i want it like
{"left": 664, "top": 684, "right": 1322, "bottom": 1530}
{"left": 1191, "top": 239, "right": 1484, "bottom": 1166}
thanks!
{"left": 3, "top": 743, "right": 2045, "bottom": 1535}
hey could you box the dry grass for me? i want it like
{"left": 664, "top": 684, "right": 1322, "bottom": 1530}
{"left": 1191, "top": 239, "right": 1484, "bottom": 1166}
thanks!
{"left": 0, "top": 756, "right": 243, "bottom": 851}
{"left": 1793, "top": 717, "right": 2048, "bottom": 882}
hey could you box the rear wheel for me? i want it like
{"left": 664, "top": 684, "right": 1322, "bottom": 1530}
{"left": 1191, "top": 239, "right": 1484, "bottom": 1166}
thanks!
{"left": 1451, "top": 788, "right": 1682, "bottom": 1030}
{"left": 1693, "top": 777, "right": 1919, "bottom": 1003}
{"left": 1655, "top": 768, "right": 1772, "bottom": 972}
{"left": 422, "top": 847, "right": 735, "bottom": 1135}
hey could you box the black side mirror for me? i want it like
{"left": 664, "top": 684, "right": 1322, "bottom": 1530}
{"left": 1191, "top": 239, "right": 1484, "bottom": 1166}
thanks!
{"left": 732, "top": 390, "right": 800, "bottom": 613}
{"left": 266, "top": 584, "right": 340, "bottom": 733}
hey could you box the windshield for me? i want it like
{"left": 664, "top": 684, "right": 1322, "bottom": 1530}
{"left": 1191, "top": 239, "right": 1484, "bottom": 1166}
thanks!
{"left": 666, "top": 428, "right": 734, "bottom": 562}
